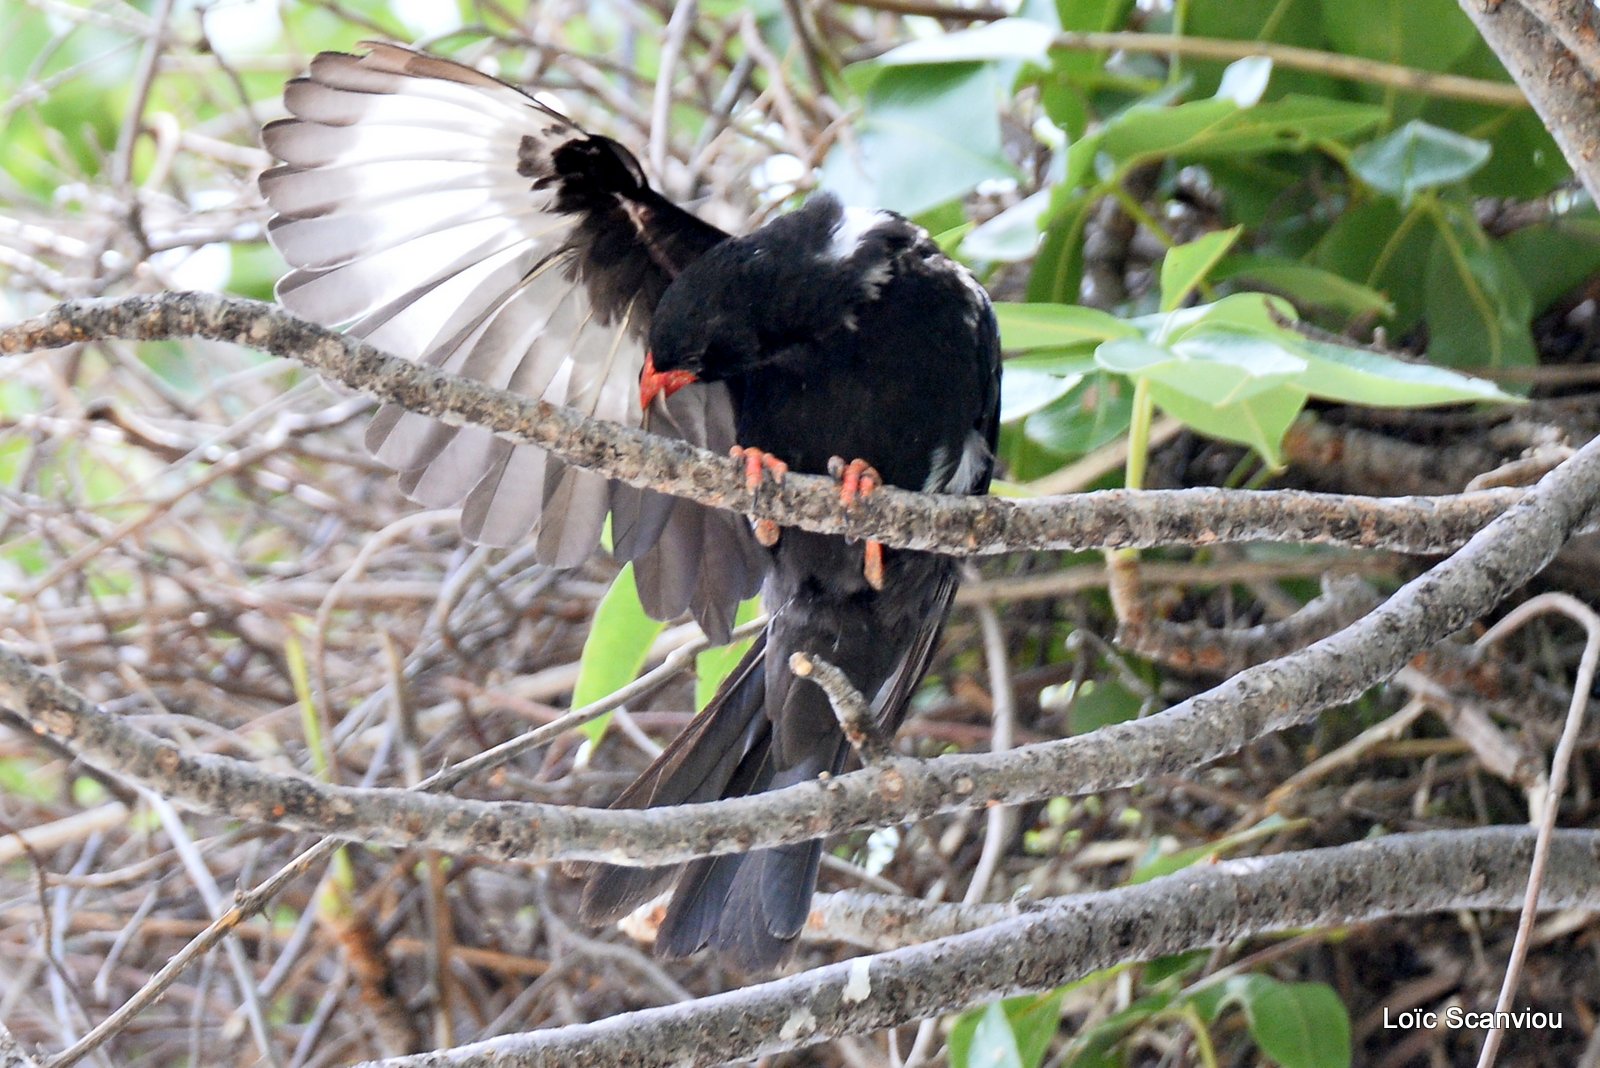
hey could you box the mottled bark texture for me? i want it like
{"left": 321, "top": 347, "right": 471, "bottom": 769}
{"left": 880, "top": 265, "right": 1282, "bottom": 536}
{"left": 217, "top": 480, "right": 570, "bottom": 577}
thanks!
{"left": 355, "top": 829, "right": 1600, "bottom": 1067}
{"left": 2, "top": 423, "right": 1598, "bottom": 867}
{"left": 0, "top": 293, "right": 1565, "bottom": 557}
{"left": 1459, "top": 0, "right": 1600, "bottom": 204}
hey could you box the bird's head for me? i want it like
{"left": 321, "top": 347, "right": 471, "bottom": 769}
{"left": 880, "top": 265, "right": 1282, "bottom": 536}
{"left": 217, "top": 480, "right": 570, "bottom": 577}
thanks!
{"left": 643, "top": 252, "right": 764, "bottom": 408}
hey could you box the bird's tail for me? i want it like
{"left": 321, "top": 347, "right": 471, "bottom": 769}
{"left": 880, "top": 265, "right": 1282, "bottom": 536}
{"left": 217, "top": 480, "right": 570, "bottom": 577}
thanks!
{"left": 577, "top": 629, "right": 847, "bottom": 970}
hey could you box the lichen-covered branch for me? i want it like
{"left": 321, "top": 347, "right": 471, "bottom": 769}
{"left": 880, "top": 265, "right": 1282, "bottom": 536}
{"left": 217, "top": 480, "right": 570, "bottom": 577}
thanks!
{"left": 0, "top": 293, "right": 1555, "bottom": 558}
{"left": 4, "top": 426, "right": 1598, "bottom": 867}
{"left": 353, "top": 828, "right": 1600, "bottom": 1067}
{"left": 1458, "top": 0, "right": 1600, "bottom": 203}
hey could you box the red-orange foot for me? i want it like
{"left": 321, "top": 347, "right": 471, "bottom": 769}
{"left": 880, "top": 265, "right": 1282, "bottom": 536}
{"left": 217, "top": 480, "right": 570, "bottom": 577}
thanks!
{"left": 862, "top": 540, "right": 885, "bottom": 591}
{"left": 826, "top": 456, "right": 881, "bottom": 508}
{"left": 732, "top": 446, "right": 788, "bottom": 548}
{"left": 731, "top": 445, "right": 789, "bottom": 493}
{"left": 828, "top": 456, "right": 886, "bottom": 590}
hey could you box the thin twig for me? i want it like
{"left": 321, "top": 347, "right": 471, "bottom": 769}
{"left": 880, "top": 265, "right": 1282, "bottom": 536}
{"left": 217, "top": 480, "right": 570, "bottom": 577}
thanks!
{"left": 1471, "top": 592, "right": 1600, "bottom": 1068}
{"left": 38, "top": 617, "right": 765, "bottom": 1068}
{"left": 790, "top": 652, "right": 889, "bottom": 763}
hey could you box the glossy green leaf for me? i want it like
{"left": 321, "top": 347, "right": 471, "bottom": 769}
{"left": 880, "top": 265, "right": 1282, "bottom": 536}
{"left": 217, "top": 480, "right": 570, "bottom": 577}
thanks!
{"left": 573, "top": 564, "right": 666, "bottom": 743}
{"left": 1097, "top": 333, "right": 1307, "bottom": 406}
{"left": 1214, "top": 257, "right": 1394, "bottom": 317}
{"left": 1100, "top": 96, "right": 1384, "bottom": 167}
{"left": 877, "top": 18, "right": 1055, "bottom": 66}
{"left": 1311, "top": 199, "right": 1433, "bottom": 329}
{"left": 1423, "top": 207, "right": 1536, "bottom": 370}
{"left": 1294, "top": 340, "right": 1514, "bottom": 406}
{"left": 1219, "top": 976, "right": 1352, "bottom": 1068}
{"left": 1005, "top": 351, "right": 1101, "bottom": 375}
{"left": 1185, "top": 0, "right": 1337, "bottom": 99}
{"left": 1159, "top": 227, "right": 1242, "bottom": 311}
{"left": 821, "top": 63, "right": 1018, "bottom": 216}
{"left": 1002, "top": 368, "right": 1087, "bottom": 423}
{"left": 1027, "top": 193, "right": 1096, "bottom": 303}
{"left": 1214, "top": 56, "right": 1273, "bottom": 107}
{"left": 1500, "top": 218, "right": 1600, "bottom": 313}
{"left": 994, "top": 302, "right": 1139, "bottom": 350}
{"left": 1321, "top": 0, "right": 1477, "bottom": 72}
{"left": 1023, "top": 373, "right": 1134, "bottom": 458}
{"left": 1350, "top": 121, "right": 1491, "bottom": 204}
{"left": 951, "top": 989, "right": 1066, "bottom": 1068}
{"left": 1129, "top": 815, "right": 1291, "bottom": 884}
{"left": 1146, "top": 380, "right": 1307, "bottom": 465}
{"left": 1067, "top": 679, "right": 1143, "bottom": 735}
{"left": 957, "top": 1002, "right": 1024, "bottom": 1068}
{"left": 1137, "top": 292, "right": 1298, "bottom": 342}
{"left": 964, "top": 189, "right": 1052, "bottom": 262}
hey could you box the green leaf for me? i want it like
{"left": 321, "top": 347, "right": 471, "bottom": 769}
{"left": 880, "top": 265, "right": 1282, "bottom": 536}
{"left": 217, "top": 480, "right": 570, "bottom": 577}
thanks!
{"left": 1214, "top": 256, "right": 1395, "bottom": 317}
{"left": 1350, "top": 121, "right": 1491, "bottom": 204}
{"left": 1295, "top": 340, "right": 1514, "bottom": 406}
{"left": 1099, "top": 98, "right": 1237, "bottom": 163}
{"left": 950, "top": 989, "right": 1066, "bottom": 1068}
{"left": 994, "top": 302, "right": 1140, "bottom": 350}
{"left": 1146, "top": 381, "right": 1307, "bottom": 465}
{"left": 1099, "top": 96, "right": 1384, "bottom": 167}
{"left": 1423, "top": 207, "right": 1536, "bottom": 370}
{"left": 1006, "top": 351, "right": 1101, "bottom": 375}
{"left": 964, "top": 189, "right": 1052, "bottom": 262}
{"left": 1066, "top": 679, "right": 1143, "bottom": 735}
{"left": 1139, "top": 292, "right": 1299, "bottom": 341}
{"left": 1214, "top": 55, "right": 1273, "bottom": 107}
{"left": 694, "top": 598, "right": 764, "bottom": 710}
{"left": 573, "top": 564, "right": 666, "bottom": 743}
{"left": 1023, "top": 372, "right": 1134, "bottom": 458}
{"left": 1500, "top": 218, "right": 1600, "bottom": 313}
{"left": 1027, "top": 193, "right": 1096, "bottom": 303}
{"left": 1129, "top": 814, "right": 1291, "bottom": 884}
{"left": 1219, "top": 977, "right": 1352, "bottom": 1068}
{"left": 1159, "top": 227, "right": 1242, "bottom": 311}
{"left": 1185, "top": 0, "right": 1337, "bottom": 99}
{"left": 1002, "top": 368, "right": 1087, "bottom": 423}
{"left": 821, "top": 63, "right": 1018, "bottom": 216}
{"left": 877, "top": 18, "right": 1056, "bottom": 66}
{"left": 1097, "top": 332, "right": 1306, "bottom": 406}
{"left": 1321, "top": 0, "right": 1477, "bottom": 73}
{"left": 1310, "top": 199, "right": 1433, "bottom": 329}
{"left": 965, "top": 1003, "right": 1025, "bottom": 1068}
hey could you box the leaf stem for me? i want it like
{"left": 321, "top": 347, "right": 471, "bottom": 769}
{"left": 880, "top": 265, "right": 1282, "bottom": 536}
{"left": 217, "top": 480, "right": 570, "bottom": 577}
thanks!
{"left": 1125, "top": 375, "right": 1155, "bottom": 492}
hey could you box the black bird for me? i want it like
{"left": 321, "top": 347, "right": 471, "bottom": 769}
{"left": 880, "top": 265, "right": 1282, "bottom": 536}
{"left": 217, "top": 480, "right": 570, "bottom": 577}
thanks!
{"left": 263, "top": 43, "right": 1001, "bottom": 970}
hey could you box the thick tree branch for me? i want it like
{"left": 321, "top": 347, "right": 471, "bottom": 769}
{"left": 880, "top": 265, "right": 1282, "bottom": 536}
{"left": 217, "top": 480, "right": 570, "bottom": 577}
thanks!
{"left": 355, "top": 828, "right": 1600, "bottom": 1067}
{"left": 0, "top": 292, "right": 1558, "bottom": 557}
{"left": 1458, "top": 0, "right": 1600, "bottom": 202}
{"left": 4, "top": 427, "right": 1599, "bottom": 867}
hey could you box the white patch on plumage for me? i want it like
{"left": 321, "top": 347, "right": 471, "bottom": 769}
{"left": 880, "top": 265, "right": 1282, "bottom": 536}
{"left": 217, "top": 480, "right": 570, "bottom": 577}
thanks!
{"left": 953, "top": 262, "right": 990, "bottom": 328}
{"left": 828, "top": 207, "right": 893, "bottom": 260}
{"left": 265, "top": 44, "right": 645, "bottom": 562}
{"left": 924, "top": 429, "right": 992, "bottom": 494}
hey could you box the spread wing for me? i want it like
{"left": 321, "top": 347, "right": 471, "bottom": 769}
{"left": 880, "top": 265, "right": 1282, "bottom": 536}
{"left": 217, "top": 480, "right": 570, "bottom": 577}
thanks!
{"left": 262, "top": 43, "right": 763, "bottom": 640}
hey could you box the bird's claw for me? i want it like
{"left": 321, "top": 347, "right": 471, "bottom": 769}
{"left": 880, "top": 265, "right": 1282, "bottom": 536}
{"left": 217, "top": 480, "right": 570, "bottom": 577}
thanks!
{"left": 828, "top": 456, "right": 886, "bottom": 590}
{"left": 733, "top": 446, "right": 788, "bottom": 548}
{"left": 826, "top": 456, "right": 880, "bottom": 508}
{"left": 732, "top": 446, "right": 789, "bottom": 493}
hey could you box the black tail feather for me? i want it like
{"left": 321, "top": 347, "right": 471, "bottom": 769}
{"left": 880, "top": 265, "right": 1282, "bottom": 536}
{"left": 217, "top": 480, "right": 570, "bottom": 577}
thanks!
{"left": 577, "top": 633, "right": 767, "bottom": 925}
